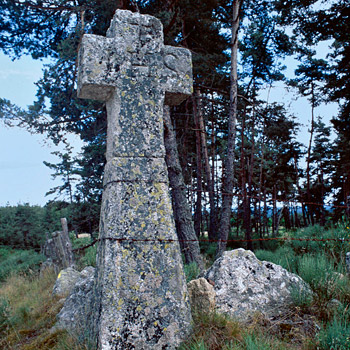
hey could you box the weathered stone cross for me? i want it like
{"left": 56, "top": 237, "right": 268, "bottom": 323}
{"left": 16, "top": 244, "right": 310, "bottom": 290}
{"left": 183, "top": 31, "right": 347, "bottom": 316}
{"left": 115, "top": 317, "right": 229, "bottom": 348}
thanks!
{"left": 77, "top": 10, "right": 193, "bottom": 350}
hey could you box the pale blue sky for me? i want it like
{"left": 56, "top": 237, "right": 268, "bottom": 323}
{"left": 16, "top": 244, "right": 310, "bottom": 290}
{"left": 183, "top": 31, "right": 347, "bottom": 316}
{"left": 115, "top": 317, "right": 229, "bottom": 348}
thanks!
{"left": 0, "top": 54, "right": 82, "bottom": 206}
{"left": 0, "top": 48, "right": 338, "bottom": 207}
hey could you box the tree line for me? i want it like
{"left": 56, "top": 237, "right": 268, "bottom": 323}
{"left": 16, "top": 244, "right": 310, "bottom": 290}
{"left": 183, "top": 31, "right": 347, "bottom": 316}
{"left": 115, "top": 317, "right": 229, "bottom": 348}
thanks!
{"left": 0, "top": 0, "right": 349, "bottom": 262}
{"left": 0, "top": 202, "right": 99, "bottom": 250}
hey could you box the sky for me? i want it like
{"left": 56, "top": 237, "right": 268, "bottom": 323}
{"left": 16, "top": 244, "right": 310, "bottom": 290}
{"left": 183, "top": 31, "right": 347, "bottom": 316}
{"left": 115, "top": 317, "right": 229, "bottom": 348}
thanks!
{"left": 0, "top": 53, "right": 83, "bottom": 206}
{"left": 0, "top": 45, "right": 338, "bottom": 207}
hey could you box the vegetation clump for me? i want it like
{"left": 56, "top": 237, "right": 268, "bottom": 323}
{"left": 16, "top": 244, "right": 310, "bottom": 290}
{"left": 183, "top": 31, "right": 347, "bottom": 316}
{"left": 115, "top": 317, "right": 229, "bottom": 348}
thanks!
{"left": 0, "top": 225, "right": 350, "bottom": 349}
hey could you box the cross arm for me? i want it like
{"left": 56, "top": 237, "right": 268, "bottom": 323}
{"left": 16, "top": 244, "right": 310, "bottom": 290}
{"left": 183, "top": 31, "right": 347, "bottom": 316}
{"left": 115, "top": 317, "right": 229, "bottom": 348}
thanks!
{"left": 162, "top": 45, "right": 193, "bottom": 106}
{"left": 77, "top": 34, "right": 123, "bottom": 101}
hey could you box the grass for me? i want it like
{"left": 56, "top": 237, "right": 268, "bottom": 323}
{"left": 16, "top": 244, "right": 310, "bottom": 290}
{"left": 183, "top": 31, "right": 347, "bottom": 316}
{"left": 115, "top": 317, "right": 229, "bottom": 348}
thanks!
{"left": 0, "top": 269, "right": 91, "bottom": 350}
{"left": 0, "top": 247, "right": 44, "bottom": 282}
{"left": 199, "top": 225, "right": 350, "bottom": 349}
{"left": 0, "top": 225, "right": 349, "bottom": 349}
{"left": 318, "top": 317, "right": 350, "bottom": 350}
{"left": 179, "top": 312, "right": 242, "bottom": 350}
{"left": 255, "top": 246, "right": 298, "bottom": 272}
{"left": 70, "top": 236, "right": 97, "bottom": 270}
{"left": 180, "top": 312, "right": 302, "bottom": 350}
{"left": 184, "top": 262, "right": 201, "bottom": 282}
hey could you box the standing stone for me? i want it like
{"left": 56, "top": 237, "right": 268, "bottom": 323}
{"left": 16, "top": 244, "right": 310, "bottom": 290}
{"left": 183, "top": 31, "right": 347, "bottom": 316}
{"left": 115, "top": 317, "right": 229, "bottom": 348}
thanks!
{"left": 77, "top": 9, "right": 193, "bottom": 350}
{"left": 59, "top": 218, "right": 75, "bottom": 266}
{"left": 346, "top": 252, "right": 350, "bottom": 275}
{"left": 41, "top": 220, "right": 74, "bottom": 274}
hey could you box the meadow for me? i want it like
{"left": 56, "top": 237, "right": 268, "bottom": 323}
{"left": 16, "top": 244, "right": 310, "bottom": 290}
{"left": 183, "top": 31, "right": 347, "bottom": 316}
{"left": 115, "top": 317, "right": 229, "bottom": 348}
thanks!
{"left": 0, "top": 225, "right": 349, "bottom": 349}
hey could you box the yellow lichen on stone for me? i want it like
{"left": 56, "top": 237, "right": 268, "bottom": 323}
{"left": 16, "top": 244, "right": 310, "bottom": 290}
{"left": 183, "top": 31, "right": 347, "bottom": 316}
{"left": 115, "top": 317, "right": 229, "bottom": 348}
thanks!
{"left": 122, "top": 249, "right": 129, "bottom": 259}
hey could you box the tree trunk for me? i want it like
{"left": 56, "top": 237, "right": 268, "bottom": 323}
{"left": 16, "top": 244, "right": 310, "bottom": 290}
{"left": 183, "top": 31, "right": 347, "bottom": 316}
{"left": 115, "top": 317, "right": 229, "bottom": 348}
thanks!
{"left": 274, "top": 205, "right": 285, "bottom": 235}
{"left": 258, "top": 141, "right": 265, "bottom": 237}
{"left": 216, "top": 0, "right": 242, "bottom": 258}
{"left": 163, "top": 106, "right": 203, "bottom": 269}
{"left": 246, "top": 107, "right": 257, "bottom": 251}
{"left": 320, "top": 166, "right": 326, "bottom": 226}
{"left": 263, "top": 185, "right": 268, "bottom": 236}
{"left": 283, "top": 204, "right": 291, "bottom": 230}
{"left": 272, "top": 185, "right": 277, "bottom": 236}
{"left": 193, "top": 97, "right": 203, "bottom": 238}
{"left": 293, "top": 154, "right": 307, "bottom": 227}
{"left": 306, "top": 89, "right": 315, "bottom": 225}
{"left": 194, "top": 89, "right": 217, "bottom": 240}
{"left": 345, "top": 175, "right": 350, "bottom": 220}
{"left": 240, "top": 111, "right": 251, "bottom": 250}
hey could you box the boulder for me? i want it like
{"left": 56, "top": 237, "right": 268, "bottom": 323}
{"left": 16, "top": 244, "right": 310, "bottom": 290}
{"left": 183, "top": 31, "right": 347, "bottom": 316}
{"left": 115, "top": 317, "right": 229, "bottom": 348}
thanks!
{"left": 55, "top": 266, "right": 95, "bottom": 335}
{"left": 52, "top": 267, "right": 81, "bottom": 297}
{"left": 187, "top": 278, "right": 215, "bottom": 314}
{"left": 204, "top": 248, "right": 312, "bottom": 321}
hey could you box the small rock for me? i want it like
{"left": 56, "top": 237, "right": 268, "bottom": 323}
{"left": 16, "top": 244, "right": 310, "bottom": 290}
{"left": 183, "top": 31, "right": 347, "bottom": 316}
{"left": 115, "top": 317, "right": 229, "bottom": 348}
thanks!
{"left": 331, "top": 272, "right": 345, "bottom": 281}
{"left": 52, "top": 267, "right": 81, "bottom": 297}
{"left": 327, "top": 298, "right": 343, "bottom": 311}
{"left": 187, "top": 278, "right": 216, "bottom": 313}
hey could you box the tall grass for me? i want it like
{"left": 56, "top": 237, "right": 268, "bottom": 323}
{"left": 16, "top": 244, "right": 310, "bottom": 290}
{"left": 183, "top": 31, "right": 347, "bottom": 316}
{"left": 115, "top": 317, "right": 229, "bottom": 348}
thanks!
{"left": 255, "top": 246, "right": 298, "bottom": 272}
{"left": 0, "top": 226, "right": 349, "bottom": 349}
{"left": 0, "top": 269, "right": 91, "bottom": 349}
{"left": 184, "top": 262, "right": 200, "bottom": 282}
{"left": 180, "top": 312, "right": 300, "bottom": 350}
{"left": 318, "top": 318, "right": 350, "bottom": 350}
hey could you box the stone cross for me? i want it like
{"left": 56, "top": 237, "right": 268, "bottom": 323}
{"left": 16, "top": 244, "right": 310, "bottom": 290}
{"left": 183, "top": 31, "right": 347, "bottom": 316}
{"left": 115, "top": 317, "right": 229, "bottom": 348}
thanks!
{"left": 77, "top": 10, "right": 193, "bottom": 350}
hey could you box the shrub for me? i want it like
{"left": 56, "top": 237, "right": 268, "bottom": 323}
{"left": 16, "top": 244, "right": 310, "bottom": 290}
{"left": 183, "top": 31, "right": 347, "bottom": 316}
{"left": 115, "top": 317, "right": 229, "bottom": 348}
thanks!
{"left": 180, "top": 312, "right": 241, "bottom": 350}
{"left": 200, "top": 242, "right": 217, "bottom": 263}
{"left": 289, "top": 225, "right": 349, "bottom": 262}
{"left": 243, "top": 334, "right": 277, "bottom": 350}
{"left": 71, "top": 235, "right": 97, "bottom": 270}
{"left": 0, "top": 297, "right": 11, "bottom": 337}
{"left": 184, "top": 262, "right": 200, "bottom": 282}
{"left": 295, "top": 253, "right": 332, "bottom": 289}
{"left": 255, "top": 246, "right": 297, "bottom": 273}
{"left": 290, "top": 284, "right": 313, "bottom": 309}
{"left": 0, "top": 269, "right": 92, "bottom": 349}
{"left": 318, "top": 318, "right": 350, "bottom": 350}
{"left": 77, "top": 245, "right": 97, "bottom": 270}
{"left": 0, "top": 247, "right": 12, "bottom": 261}
{"left": 0, "top": 249, "right": 44, "bottom": 282}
